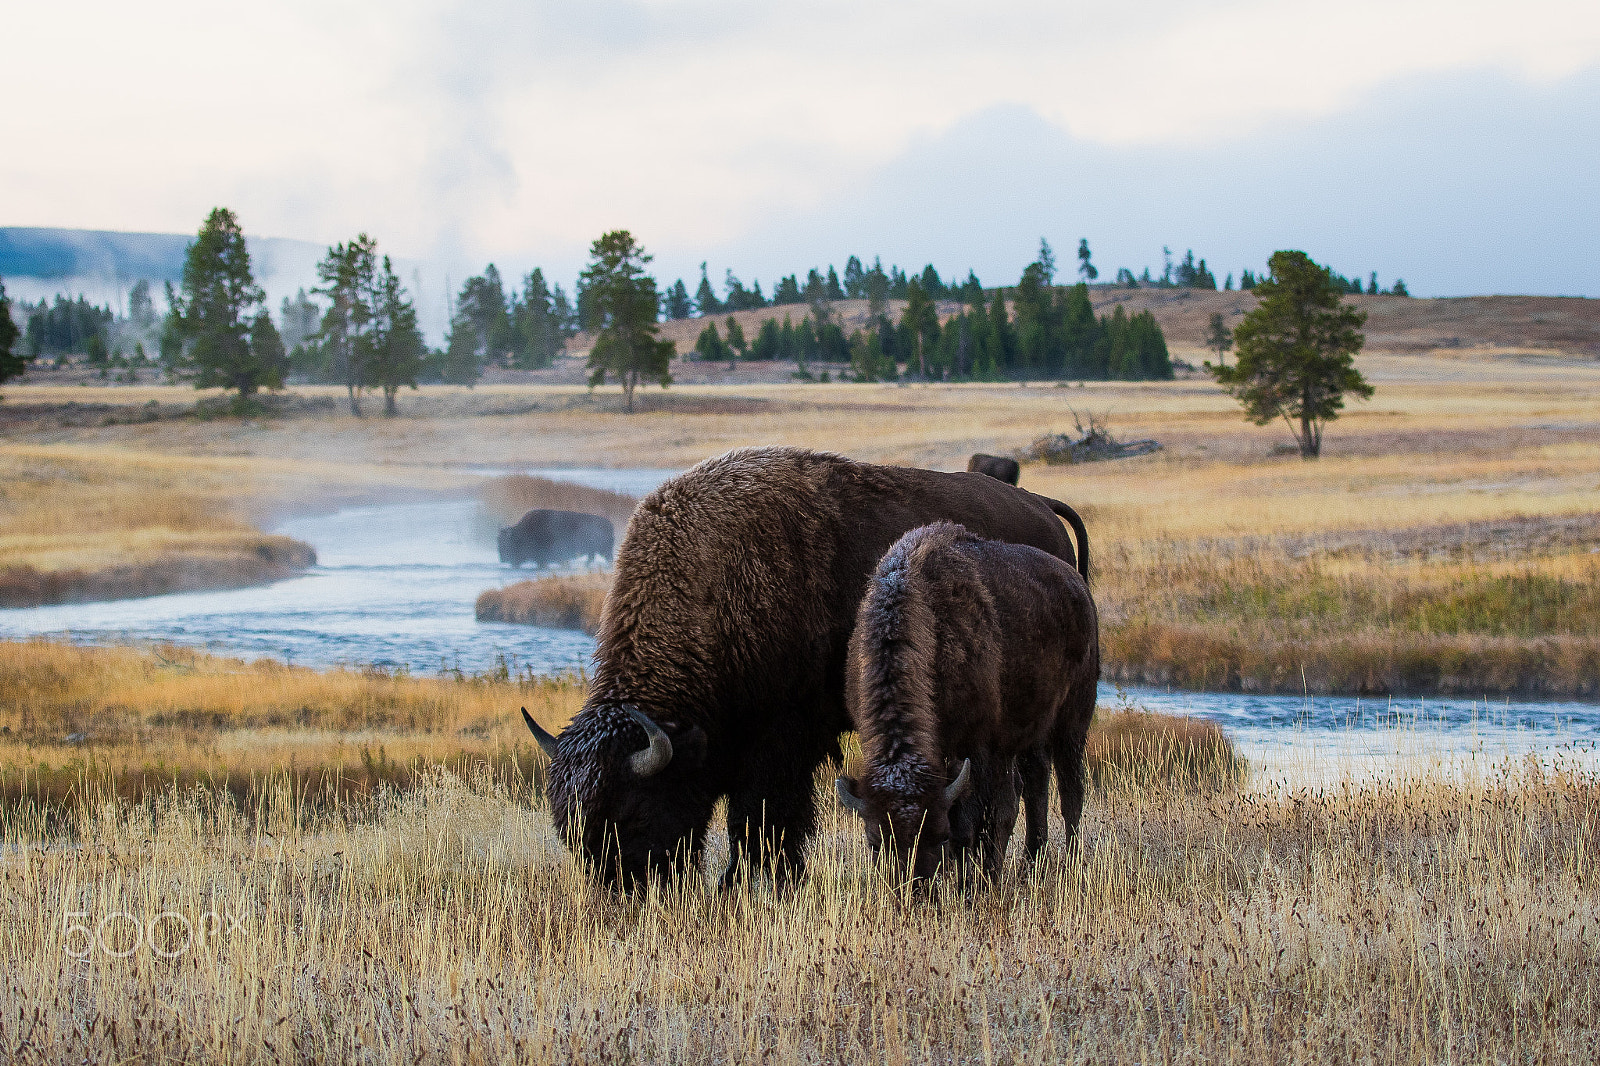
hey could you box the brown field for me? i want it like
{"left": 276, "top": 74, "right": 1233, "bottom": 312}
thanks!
{"left": 4, "top": 342, "right": 1598, "bottom": 694}
{"left": 3, "top": 333, "right": 1599, "bottom": 1061}
{"left": 0, "top": 640, "right": 1593, "bottom": 1063}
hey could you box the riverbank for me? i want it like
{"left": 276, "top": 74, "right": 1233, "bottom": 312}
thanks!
{"left": 0, "top": 640, "right": 1237, "bottom": 810}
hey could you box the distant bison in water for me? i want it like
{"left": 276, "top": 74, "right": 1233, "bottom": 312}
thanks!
{"left": 836, "top": 522, "right": 1099, "bottom": 883}
{"left": 966, "top": 453, "right": 1020, "bottom": 485}
{"left": 497, "top": 510, "right": 613, "bottom": 568}
{"left": 521, "top": 446, "right": 1089, "bottom": 888}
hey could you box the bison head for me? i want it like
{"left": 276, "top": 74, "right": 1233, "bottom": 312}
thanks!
{"left": 523, "top": 705, "right": 709, "bottom": 888}
{"left": 836, "top": 758, "right": 970, "bottom": 882}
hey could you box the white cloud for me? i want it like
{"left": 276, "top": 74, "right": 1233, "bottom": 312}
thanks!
{"left": 3, "top": 0, "right": 1598, "bottom": 266}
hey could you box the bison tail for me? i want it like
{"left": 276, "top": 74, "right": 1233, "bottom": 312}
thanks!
{"left": 1042, "top": 497, "right": 1090, "bottom": 583}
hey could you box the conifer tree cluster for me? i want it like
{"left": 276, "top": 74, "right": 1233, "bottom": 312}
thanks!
{"left": 299, "top": 232, "right": 428, "bottom": 415}
{"left": 840, "top": 242, "right": 1173, "bottom": 382}
{"left": 440, "top": 265, "right": 575, "bottom": 384}
{"left": 0, "top": 279, "right": 23, "bottom": 390}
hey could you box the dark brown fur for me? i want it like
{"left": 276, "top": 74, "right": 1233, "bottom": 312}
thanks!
{"left": 539, "top": 446, "right": 1090, "bottom": 886}
{"left": 839, "top": 522, "right": 1100, "bottom": 881}
{"left": 966, "top": 453, "right": 1020, "bottom": 486}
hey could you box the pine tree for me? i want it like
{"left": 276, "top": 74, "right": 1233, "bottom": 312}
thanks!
{"left": 1077, "top": 239, "right": 1098, "bottom": 282}
{"left": 664, "top": 279, "right": 694, "bottom": 319}
{"left": 1212, "top": 251, "right": 1372, "bottom": 458}
{"left": 694, "top": 262, "right": 722, "bottom": 315}
{"left": 826, "top": 266, "right": 844, "bottom": 301}
{"left": 1390, "top": 278, "right": 1410, "bottom": 297}
{"left": 580, "top": 230, "right": 673, "bottom": 412}
{"left": 724, "top": 316, "right": 747, "bottom": 361}
{"left": 804, "top": 268, "right": 834, "bottom": 328}
{"left": 918, "top": 265, "right": 946, "bottom": 299}
{"left": 842, "top": 256, "right": 866, "bottom": 299}
{"left": 366, "top": 256, "right": 426, "bottom": 416}
{"left": 1036, "top": 239, "right": 1056, "bottom": 284}
{"left": 900, "top": 280, "right": 939, "bottom": 377}
{"left": 693, "top": 321, "right": 729, "bottom": 362}
{"left": 1204, "top": 311, "right": 1234, "bottom": 368}
{"left": 1367, "top": 272, "right": 1379, "bottom": 296}
{"left": 510, "top": 268, "right": 564, "bottom": 369}
{"left": 313, "top": 234, "right": 379, "bottom": 413}
{"left": 164, "top": 207, "right": 286, "bottom": 404}
{"left": 0, "top": 279, "right": 25, "bottom": 390}
{"left": 128, "top": 279, "right": 157, "bottom": 332}
{"left": 864, "top": 259, "right": 890, "bottom": 318}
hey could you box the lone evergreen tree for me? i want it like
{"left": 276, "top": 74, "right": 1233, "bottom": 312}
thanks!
{"left": 694, "top": 262, "right": 722, "bottom": 315}
{"left": 664, "top": 279, "right": 693, "bottom": 320}
{"left": 1210, "top": 250, "right": 1372, "bottom": 458}
{"left": 367, "top": 256, "right": 427, "bottom": 416}
{"left": 1076, "top": 239, "right": 1098, "bottom": 282}
{"left": 580, "top": 230, "right": 673, "bottom": 413}
{"left": 0, "top": 279, "right": 24, "bottom": 391}
{"left": 1204, "top": 311, "right": 1234, "bottom": 367}
{"left": 164, "top": 208, "right": 286, "bottom": 404}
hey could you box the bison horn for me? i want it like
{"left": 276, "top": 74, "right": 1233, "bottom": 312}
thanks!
{"left": 522, "top": 707, "right": 560, "bottom": 759}
{"left": 835, "top": 777, "right": 868, "bottom": 817}
{"left": 943, "top": 758, "right": 972, "bottom": 804}
{"left": 625, "top": 708, "right": 674, "bottom": 778}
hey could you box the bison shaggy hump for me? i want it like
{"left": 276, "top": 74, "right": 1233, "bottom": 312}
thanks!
{"left": 966, "top": 453, "right": 1020, "bottom": 485}
{"left": 529, "top": 445, "right": 1089, "bottom": 887}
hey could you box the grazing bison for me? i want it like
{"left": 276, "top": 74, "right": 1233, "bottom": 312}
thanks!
{"left": 835, "top": 522, "right": 1100, "bottom": 882}
{"left": 966, "top": 453, "right": 1019, "bottom": 485}
{"left": 497, "top": 510, "right": 613, "bottom": 568}
{"left": 521, "top": 446, "right": 1089, "bottom": 887}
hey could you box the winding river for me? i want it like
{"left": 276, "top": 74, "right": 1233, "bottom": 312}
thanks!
{"left": 2, "top": 467, "right": 1595, "bottom": 778}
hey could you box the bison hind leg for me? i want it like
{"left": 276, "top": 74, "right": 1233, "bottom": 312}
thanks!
{"left": 1018, "top": 745, "right": 1052, "bottom": 863}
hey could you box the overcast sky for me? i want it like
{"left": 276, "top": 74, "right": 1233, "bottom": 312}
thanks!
{"left": 5, "top": 0, "right": 1599, "bottom": 298}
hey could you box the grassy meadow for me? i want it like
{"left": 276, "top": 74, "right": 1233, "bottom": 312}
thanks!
{"left": 0, "top": 641, "right": 1592, "bottom": 1063}
{"left": 1, "top": 347, "right": 1598, "bottom": 1061}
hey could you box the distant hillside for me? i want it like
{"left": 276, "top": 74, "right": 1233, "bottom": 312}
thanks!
{"left": 0, "top": 228, "right": 191, "bottom": 281}
{"left": 600, "top": 290, "right": 1600, "bottom": 362}
{"left": 0, "top": 227, "right": 327, "bottom": 287}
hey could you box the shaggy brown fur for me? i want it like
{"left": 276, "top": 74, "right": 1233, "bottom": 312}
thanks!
{"left": 966, "top": 453, "right": 1020, "bottom": 486}
{"left": 838, "top": 522, "right": 1100, "bottom": 882}
{"left": 536, "top": 446, "right": 1090, "bottom": 886}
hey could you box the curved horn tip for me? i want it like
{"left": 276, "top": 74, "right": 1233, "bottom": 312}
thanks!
{"left": 944, "top": 758, "right": 972, "bottom": 804}
{"left": 521, "top": 706, "right": 561, "bottom": 759}
{"left": 625, "top": 707, "right": 674, "bottom": 778}
{"left": 835, "top": 777, "right": 868, "bottom": 816}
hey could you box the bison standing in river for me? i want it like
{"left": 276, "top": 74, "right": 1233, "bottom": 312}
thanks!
{"left": 497, "top": 510, "right": 613, "bottom": 568}
{"left": 835, "top": 522, "right": 1100, "bottom": 882}
{"left": 521, "top": 446, "right": 1088, "bottom": 887}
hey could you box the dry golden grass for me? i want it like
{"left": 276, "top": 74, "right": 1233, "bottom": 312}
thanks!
{"left": 0, "top": 641, "right": 583, "bottom": 810}
{"left": 476, "top": 573, "right": 611, "bottom": 634}
{"left": 0, "top": 446, "right": 326, "bottom": 606}
{"left": 480, "top": 473, "right": 640, "bottom": 529}
{"left": 3, "top": 734, "right": 1595, "bottom": 1062}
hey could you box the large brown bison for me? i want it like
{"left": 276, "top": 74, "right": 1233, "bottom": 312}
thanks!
{"left": 498, "top": 510, "right": 613, "bottom": 568}
{"left": 835, "top": 522, "right": 1100, "bottom": 882}
{"left": 966, "top": 453, "right": 1020, "bottom": 485}
{"left": 522, "top": 446, "right": 1089, "bottom": 887}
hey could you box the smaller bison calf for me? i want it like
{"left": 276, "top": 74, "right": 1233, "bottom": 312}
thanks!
{"left": 966, "top": 453, "right": 1019, "bottom": 485}
{"left": 836, "top": 521, "right": 1099, "bottom": 882}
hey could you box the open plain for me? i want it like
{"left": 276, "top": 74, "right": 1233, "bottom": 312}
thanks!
{"left": 2, "top": 342, "right": 1599, "bottom": 1062}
